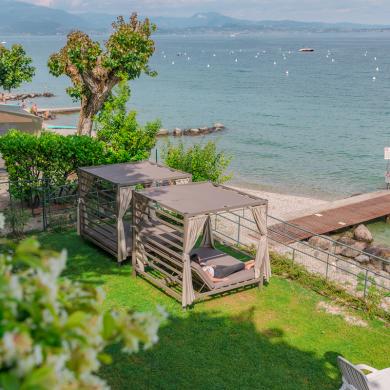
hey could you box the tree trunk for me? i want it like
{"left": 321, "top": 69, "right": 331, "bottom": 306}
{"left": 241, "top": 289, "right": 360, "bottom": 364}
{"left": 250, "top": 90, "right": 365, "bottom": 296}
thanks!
{"left": 77, "top": 81, "right": 118, "bottom": 136}
{"left": 77, "top": 97, "right": 98, "bottom": 136}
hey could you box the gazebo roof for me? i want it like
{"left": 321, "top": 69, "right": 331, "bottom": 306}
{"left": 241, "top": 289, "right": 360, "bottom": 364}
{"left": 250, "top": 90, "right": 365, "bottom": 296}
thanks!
{"left": 78, "top": 161, "right": 192, "bottom": 186}
{"left": 135, "top": 182, "right": 267, "bottom": 216}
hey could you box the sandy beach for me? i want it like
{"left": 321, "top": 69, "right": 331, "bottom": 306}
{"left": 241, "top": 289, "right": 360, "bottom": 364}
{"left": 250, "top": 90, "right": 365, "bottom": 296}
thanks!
{"left": 230, "top": 185, "right": 330, "bottom": 221}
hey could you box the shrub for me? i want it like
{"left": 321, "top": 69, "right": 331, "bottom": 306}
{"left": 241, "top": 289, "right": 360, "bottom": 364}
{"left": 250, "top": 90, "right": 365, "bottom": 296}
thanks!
{"left": 95, "top": 81, "right": 160, "bottom": 162}
{"left": 0, "top": 130, "right": 106, "bottom": 202}
{"left": 4, "top": 206, "right": 30, "bottom": 238}
{"left": 0, "top": 229, "right": 166, "bottom": 389}
{"left": 162, "top": 141, "right": 232, "bottom": 183}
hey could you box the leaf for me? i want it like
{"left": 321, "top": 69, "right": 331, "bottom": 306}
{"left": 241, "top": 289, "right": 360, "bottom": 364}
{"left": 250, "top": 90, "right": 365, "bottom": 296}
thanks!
{"left": 98, "top": 352, "right": 113, "bottom": 365}
{"left": 102, "top": 311, "right": 118, "bottom": 340}
{"left": 65, "top": 310, "right": 88, "bottom": 329}
{"left": 20, "top": 365, "right": 54, "bottom": 390}
{"left": 0, "top": 373, "right": 21, "bottom": 390}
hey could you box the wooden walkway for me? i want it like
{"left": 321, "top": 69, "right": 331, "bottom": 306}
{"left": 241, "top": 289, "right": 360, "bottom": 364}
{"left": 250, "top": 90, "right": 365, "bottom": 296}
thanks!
{"left": 269, "top": 191, "right": 390, "bottom": 244}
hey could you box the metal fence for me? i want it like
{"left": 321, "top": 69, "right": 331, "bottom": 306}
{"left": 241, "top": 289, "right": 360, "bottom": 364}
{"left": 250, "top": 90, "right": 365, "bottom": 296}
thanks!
{"left": 213, "top": 209, "right": 390, "bottom": 302}
{"left": 0, "top": 178, "right": 78, "bottom": 233}
{"left": 1, "top": 177, "right": 389, "bottom": 305}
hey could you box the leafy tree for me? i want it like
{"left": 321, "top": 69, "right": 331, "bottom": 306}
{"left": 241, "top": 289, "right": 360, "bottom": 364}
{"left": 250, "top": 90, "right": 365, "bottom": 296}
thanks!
{"left": 48, "top": 14, "right": 156, "bottom": 136}
{"left": 95, "top": 81, "right": 160, "bottom": 162}
{"left": 163, "top": 141, "right": 232, "bottom": 183}
{"left": 0, "top": 229, "right": 166, "bottom": 389}
{"left": 0, "top": 44, "right": 35, "bottom": 92}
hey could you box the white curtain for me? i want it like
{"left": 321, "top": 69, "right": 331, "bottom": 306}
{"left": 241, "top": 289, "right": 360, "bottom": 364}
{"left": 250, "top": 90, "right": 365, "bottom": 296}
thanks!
{"left": 251, "top": 205, "right": 271, "bottom": 281}
{"left": 200, "top": 215, "right": 215, "bottom": 248}
{"left": 133, "top": 194, "right": 150, "bottom": 272}
{"left": 182, "top": 215, "right": 208, "bottom": 307}
{"left": 117, "top": 187, "right": 133, "bottom": 261}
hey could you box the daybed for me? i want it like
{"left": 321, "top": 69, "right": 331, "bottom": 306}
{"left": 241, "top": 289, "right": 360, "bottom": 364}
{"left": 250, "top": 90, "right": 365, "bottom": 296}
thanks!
{"left": 132, "top": 181, "right": 271, "bottom": 307}
{"left": 77, "top": 161, "right": 191, "bottom": 262}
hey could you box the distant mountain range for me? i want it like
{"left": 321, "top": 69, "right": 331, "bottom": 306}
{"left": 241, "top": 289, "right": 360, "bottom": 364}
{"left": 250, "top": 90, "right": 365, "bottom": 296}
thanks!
{"left": 0, "top": 0, "right": 389, "bottom": 35}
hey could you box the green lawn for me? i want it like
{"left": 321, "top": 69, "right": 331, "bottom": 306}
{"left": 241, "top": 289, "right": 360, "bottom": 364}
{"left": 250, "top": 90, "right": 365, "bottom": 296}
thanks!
{"left": 38, "top": 230, "right": 389, "bottom": 390}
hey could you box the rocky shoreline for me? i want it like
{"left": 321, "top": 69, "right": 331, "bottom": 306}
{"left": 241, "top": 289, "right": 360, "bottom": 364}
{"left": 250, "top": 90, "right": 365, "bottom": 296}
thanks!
{"left": 308, "top": 224, "right": 390, "bottom": 274}
{"left": 2, "top": 92, "right": 54, "bottom": 101}
{"left": 157, "top": 122, "right": 225, "bottom": 137}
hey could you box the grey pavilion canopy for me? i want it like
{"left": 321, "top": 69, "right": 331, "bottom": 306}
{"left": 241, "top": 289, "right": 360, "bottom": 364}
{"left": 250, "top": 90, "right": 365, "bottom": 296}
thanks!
{"left": 78, "top": 161, "right": 191, "bottom": 187}
{"left": 77, "top": 161, "right": 192, "bottom": 262}
{"left": 135, "top": 181, "right": 267, "bottom": 216}
{"left": 133, "top": 182, "right": 271, "bottom": 307}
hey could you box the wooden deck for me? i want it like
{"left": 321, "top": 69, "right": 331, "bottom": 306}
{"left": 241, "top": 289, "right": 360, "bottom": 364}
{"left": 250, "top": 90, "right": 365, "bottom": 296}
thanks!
{"left": 269, "top": 191, "right": 390, "bottom": 244}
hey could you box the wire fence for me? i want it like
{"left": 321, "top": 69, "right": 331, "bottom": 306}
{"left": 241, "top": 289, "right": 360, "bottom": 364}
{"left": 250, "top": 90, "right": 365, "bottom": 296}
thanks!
{"left": 213, "top": 209, "right": 390, "bottom": 304}
{"left": 0, "top": 178, "right": 78, "bottom": 233}
{"left": 1, "top": 177, "right": 389, "bottom": 306}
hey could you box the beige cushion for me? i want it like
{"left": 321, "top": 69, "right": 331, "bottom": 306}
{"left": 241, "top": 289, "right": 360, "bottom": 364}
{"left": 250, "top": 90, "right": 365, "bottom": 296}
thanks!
{"left": 190, "top": 247, "right": 256, "bottom": 290}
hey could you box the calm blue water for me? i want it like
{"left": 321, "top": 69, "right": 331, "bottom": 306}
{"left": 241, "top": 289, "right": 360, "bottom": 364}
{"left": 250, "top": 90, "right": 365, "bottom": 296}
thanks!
{"left": 4, "top": 32, "right": 390, "bottom": 199}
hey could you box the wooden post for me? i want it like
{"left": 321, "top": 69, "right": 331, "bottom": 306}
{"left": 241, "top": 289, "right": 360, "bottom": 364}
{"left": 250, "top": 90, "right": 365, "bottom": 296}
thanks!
{"left": 386, "top": 215, "right": 390, "bottom": 224}
{"left": 131, "top": 191, "right": 137, "bottom": 277}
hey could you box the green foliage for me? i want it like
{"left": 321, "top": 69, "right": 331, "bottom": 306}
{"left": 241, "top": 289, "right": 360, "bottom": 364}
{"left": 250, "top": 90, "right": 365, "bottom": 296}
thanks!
{"left": 95, "top": 82, "right": 159, "bottom": 162}
{"left": 163, "top": 141, "right": 232, "bottom": 183}
{"left": 0, "top": 130, "right": 106, "bottom": 201}
{"left": 270, "top": 251, "right": 390, "bottom": 322}
{"left": 0, "top": 234, "right": 166, "bottom": 389}
{"left": 47, "top": 13, "right": 156, "bottom": 135}
{"left": 4, "top": 206, "right": 30, "bottom": 238}
{"left": 36, "top": 230, "right": 390, "bottom": 389}
{"left": 0, "top": 44, "right": 35, "bottom": 92}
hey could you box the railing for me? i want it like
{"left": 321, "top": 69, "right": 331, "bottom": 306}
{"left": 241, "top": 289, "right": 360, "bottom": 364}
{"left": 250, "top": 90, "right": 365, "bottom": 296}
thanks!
{"left": 213, "top": 210, "right": 390, "bottom": 299}
{"left": 1, "top": 177, "right": 389, "bottom": 302}
{"left": 0, "top": 178, "right": 78, "bottom": 233}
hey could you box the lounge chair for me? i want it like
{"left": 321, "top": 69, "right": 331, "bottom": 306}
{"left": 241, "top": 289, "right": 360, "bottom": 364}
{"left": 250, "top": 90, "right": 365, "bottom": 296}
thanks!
{"left": 337, "top": 356, "right": 390, "bottom": 390}
{"left": 191, "top": 247, "right": 255, "bottom": 289}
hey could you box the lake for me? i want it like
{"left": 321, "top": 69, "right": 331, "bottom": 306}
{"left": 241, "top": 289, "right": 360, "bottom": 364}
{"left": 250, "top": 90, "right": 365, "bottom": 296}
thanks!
{"left": 3, "top": 32, "right": 390, "bottom": 199}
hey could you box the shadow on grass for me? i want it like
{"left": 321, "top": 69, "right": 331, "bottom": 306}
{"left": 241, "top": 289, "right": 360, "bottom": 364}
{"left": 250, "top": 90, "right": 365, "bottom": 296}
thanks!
{"left": 39, "top": 230, "right": 130, "bottom": 285}
{"left": 100, "top": 308, "right": 340, "bottom": 390}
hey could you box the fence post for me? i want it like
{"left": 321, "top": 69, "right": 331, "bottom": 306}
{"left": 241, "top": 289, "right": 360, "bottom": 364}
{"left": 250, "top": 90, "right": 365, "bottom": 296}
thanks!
{"left": 325, "top": 253, "right": 330, "bottom": 279}
{"left": 237, "top": 215, "right": 241, "bottom": 244}
{"left": 363, "top": 269, "right": 369, "bottom": 298}
{"left": 155, "top": 149, "right": 158, "bottom": 163}
{"left": 42, "top": 187, "right": 47, "bottom": 231}
{"left": 292, "top": 248, "right": 295, "bottom": 263}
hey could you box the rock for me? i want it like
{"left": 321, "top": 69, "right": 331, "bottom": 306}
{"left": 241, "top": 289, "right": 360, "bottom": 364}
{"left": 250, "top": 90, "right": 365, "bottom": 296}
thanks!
{"left": 308, "top": 235, "right": 332, "bottom": 250}
{"left": 353, "top": 224, "right": 373, "bottom": 243}
{"left": 213, "top": 122, "right": 225, "bottom": 129}
{"left": 157, "top": 128, "right": 169, "bottom": 136}
{"left": 355, "top": 254, "right": 370, "bottom": 264}
{"left": 337, "top": 236, "right": 356, "bottom": 246}
{"left": 189, "top": 128, "right": 200, "bottom": 135}
{"left": 365, "top": 245, "right": 390, "bottom": 271}
{"left": 370, "top": 258, "right": 384, "bottom": 271}
{"left": 365, "top": 245, "right": 390, "bottom": 260}
{"left": 335, "top": 237, "right": 367, "bottom": 258}
{"left": 172, "top": 128, "right": 182, "bottom": 136}
{"left": 199, "top": 127, "right": 210, "bottom": 134}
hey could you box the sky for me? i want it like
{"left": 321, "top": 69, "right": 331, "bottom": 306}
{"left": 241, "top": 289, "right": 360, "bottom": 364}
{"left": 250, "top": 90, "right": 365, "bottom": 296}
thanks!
{"left": 24, "top": 0, "right": 390, "bottom": 24}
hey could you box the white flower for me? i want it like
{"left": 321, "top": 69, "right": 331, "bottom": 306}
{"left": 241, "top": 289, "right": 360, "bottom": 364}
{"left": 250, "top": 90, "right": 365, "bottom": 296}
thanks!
{"left": 9, "top": 275, "right": 23, "bottom": 301}
{"left": 2, "top": 332, "right": 17, "bottom": 364}
{"left": 47, "top": 250, "right": 67, "bottom": 279}
{"left": 0, "top": 213, "right": 5, "bottom": 230}
{"left": 80, "top": 373, "right": 110, "bottom": 390}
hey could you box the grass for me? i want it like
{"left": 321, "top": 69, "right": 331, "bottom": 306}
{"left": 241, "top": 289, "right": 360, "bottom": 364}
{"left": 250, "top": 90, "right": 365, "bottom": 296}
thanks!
{"left": 38, "top": 230, "right": 390, "bottom": 390}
